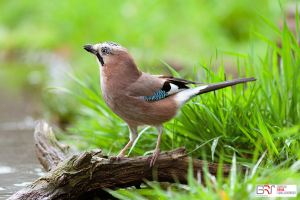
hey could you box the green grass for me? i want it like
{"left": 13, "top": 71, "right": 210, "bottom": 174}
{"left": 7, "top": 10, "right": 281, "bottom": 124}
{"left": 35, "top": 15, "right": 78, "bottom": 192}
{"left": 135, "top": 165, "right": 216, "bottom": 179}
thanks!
{"left": 106, "top": 153, "right": 300, "bottom": 200}
{"left": 50, "top": 7, "right": 300, "bottom": 200}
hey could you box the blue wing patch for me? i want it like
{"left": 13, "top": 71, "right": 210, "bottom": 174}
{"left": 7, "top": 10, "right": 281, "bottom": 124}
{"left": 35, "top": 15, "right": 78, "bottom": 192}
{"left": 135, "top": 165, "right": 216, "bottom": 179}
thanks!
{"left": 139, "top": 90, "right": 168, "bottom": 101}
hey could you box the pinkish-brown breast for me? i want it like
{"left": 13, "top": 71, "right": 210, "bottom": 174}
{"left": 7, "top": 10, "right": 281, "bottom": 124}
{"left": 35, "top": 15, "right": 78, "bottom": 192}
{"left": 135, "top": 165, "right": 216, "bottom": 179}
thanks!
{"left": 101, "top": 87, "right": 179, "bottom": 126}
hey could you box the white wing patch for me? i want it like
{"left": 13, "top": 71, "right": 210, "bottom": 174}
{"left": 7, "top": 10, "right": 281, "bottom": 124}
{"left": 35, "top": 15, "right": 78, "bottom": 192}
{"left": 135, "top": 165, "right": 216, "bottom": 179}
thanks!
{"left": 175, "top": 85, "right": 208, "bottom": 108}
{"left": 167, "top": 83, "right": 185, "bottom": 95}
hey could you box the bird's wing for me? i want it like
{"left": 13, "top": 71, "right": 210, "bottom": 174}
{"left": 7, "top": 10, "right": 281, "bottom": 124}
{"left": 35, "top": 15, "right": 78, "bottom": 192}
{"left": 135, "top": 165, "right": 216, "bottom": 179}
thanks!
{"left": 126, "top": 73, "right": 209, "bottom": 101}
{"left": 157, "top": 75, "right": 209, "bottom": 86}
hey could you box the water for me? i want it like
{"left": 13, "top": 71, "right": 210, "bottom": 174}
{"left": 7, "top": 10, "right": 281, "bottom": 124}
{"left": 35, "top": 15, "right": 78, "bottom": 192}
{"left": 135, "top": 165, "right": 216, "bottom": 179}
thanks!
{"left": 0, "top": 49, "right": 72, "bottom": 199}
{"left": 0, "top": 90, "right": 45, "bottom": 199}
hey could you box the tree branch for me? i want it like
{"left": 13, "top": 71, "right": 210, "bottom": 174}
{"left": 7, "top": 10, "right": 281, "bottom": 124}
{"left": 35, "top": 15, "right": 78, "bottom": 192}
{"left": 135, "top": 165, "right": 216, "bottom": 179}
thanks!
{"left": 9, "top": 121, "right": 244, "bottom": 200}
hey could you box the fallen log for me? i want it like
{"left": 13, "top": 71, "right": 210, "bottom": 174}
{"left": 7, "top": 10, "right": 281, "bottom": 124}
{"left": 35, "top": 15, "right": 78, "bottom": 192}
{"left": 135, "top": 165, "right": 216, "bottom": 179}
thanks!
{"left": 9, "top": 121, "right": 243, "bottom": 200}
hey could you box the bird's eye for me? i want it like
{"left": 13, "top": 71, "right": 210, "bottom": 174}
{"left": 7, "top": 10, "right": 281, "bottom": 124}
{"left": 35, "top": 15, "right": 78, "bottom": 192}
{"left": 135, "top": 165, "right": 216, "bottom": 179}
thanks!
{"left": 101, "top": 47, "right": 108, "bottom": 54}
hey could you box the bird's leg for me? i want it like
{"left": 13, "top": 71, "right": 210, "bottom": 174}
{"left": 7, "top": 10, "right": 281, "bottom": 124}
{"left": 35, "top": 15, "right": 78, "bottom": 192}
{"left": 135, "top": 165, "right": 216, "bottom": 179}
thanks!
{"left": 109, "top": 125, "right": 137, "bottom": 161}
{"left": 149, "top": 124, "right": 163, "bottom": 167}
{"left": 115, "top": 140, "right": 133, "bottom": 159}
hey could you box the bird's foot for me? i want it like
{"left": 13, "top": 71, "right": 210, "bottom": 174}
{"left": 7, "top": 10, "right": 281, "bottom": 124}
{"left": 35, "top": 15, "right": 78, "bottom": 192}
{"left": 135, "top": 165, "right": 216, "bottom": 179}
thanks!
{"left": 109, "top": 153, "right": 129, "bottom": 162}
{"left": 148, "top": 149, "right": 161, "bottom": 167}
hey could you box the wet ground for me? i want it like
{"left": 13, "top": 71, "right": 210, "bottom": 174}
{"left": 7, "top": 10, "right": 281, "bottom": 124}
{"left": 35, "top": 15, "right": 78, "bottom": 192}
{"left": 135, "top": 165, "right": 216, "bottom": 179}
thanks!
{"left": 0, "top": 89, "right": 45, "bottom": 199}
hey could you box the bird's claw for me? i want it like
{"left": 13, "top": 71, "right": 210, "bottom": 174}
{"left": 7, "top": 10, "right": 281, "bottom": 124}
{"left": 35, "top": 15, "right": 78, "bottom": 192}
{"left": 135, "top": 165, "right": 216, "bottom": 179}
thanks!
{"left": 148, "top": 149, "right": 161, "bottom": 167}
{"left": 109, "top": 154, "right": 128, "bottom": 162}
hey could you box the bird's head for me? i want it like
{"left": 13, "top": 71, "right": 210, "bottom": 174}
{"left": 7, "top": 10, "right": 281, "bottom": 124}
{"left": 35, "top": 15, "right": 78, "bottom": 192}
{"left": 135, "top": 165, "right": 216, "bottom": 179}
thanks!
{"left": 83, "top": 42, "right": 129, "bottom": 67}
{"left": 83, "top": 42, "right": 142, "bottom": 80}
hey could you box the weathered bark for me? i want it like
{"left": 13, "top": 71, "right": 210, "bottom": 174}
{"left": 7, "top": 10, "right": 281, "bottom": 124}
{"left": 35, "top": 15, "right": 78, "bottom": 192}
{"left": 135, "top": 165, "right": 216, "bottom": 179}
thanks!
{"left": 34, "top": 121, "right": 70, "bottom": 172}
{"left": 9, "top": 121, "right": 244, "bottom": 200}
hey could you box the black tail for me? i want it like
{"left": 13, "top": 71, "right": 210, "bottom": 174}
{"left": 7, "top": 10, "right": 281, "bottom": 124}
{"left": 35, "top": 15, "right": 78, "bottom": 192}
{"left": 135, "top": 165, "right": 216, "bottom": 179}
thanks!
{"left": 198, "top": 77, "right": 256, "bottom": 95}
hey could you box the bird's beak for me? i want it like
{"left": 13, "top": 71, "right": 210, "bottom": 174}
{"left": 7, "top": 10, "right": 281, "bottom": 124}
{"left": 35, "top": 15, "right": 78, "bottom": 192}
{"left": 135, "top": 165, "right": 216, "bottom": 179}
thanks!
{"left": 83, "top": 44, "right": 98, "bottom": 55}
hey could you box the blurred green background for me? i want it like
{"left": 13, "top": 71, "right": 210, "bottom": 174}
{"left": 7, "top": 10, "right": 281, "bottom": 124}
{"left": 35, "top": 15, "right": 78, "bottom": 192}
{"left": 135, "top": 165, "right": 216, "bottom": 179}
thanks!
{"left": 0, "top": 0, "right": 294, "bottom": 143}
{"left": 1, "top": 0, "right": 288, "bottom": 74}
{"left": 1, "top": 1, "right": 300, "bottom": 198}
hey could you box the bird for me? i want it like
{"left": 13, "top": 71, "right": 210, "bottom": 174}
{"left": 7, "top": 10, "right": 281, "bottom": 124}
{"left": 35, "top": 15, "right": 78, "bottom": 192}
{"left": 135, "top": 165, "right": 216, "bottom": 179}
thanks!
{"left": 83, "top": 42, "right": 256, "bottom": 167}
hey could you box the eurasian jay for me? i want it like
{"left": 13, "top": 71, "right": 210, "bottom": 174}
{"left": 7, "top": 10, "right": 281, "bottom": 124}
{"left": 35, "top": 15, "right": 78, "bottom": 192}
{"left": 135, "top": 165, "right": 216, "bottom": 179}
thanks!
{"left": 83, "top": 42, "right": 256, "bottom": 167}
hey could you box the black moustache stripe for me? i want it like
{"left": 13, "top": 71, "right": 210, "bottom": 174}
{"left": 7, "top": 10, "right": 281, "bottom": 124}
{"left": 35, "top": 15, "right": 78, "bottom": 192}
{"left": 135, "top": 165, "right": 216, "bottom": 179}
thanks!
{"left": 96, "top": 53, "right": 104, "bottom": 66}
